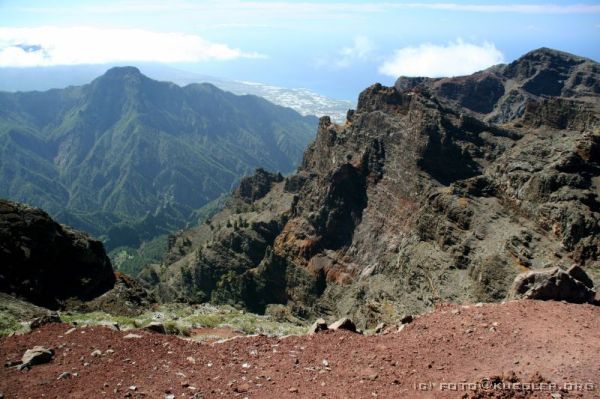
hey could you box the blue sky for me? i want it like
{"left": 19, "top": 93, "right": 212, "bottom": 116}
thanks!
{"left": 1, "top": 0, "right": 599, "bottom": 99}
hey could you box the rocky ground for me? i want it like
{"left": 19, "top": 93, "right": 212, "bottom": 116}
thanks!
{"left": 1, "top": 300, "right": 598, "bottom": 399}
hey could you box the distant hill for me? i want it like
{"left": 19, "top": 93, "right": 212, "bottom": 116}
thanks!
{"left": 0, "top": 67, "right": 317, "bottom": 249}
{"left": 0, "top": 64, "right": 353, "bottom": 122}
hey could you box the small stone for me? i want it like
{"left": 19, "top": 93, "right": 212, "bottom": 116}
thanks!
{"left": 322, "top": 359, "right": 329, "bottom": 367}
{"left": 187, "top": 356, "right": 196, "bottom": 364}
{"left": 289, "top": 387, "right": 299, "bottom": 393}
{"left": 57, "top": 372, "right": 72, "bottom": 380}
{"left": 99, "top": 322, "right": 120, "bottom": 331}
{"left": 400, "top": 315, "right": 413, "bottom": 324}
{"left": 129, "top": 385, "right": 137, "bottom": 391}
{"left": 164, "top": 394, "right": 175, "bottom": 399}
{"left": 235, "top": 383, "right": 250, "bottom": 393}
{"left": 91, "top": 349, "right": 102, "bottom": 357}
{"left": 241, "top": 363, "right": 251, "bottom": 369}
{"left": 124, "top": 333, "right": 142, "bottom": 339}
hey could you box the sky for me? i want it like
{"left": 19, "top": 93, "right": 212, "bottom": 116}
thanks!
{"left": 0, "top": 0, "right": 599, "bottom": 99}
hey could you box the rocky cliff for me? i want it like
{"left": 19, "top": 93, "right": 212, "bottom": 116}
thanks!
{"left": 147, "top": 48, "right": 599, "bottom": 327}
{"left": 0, "top": 199, "right": 115, "bottom": 309}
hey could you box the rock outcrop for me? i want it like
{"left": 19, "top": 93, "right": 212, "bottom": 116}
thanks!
{"left": 147, "top": 48, "right": 599, "bottom": 328}
{"left": 235, "top": 168, "right": 284, "bottom": 203}
{"left": 0, "top": 199, "right": 115, "bottom": 309}
{"left": 73, "top": 272, "right": 154, "bottom": 316}
{"left": 508, "top": 265, "right": 596, "bottom": 303}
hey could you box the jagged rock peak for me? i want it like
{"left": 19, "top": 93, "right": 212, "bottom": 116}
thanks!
{"left": 392, "top": 47, "right": 599, "bottom": 123}
{"left": 234, "top": 168, "right": 284, "bottom": 203}
{"left": 515, "top": 47, "right": 595, "bottom": 66}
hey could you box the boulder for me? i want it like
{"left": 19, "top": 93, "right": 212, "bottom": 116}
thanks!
{"left": 308, "top": 318, "right": 328, "bottom": 334}
{"left": 328, "top": 317, "right": 358, "bottom": 333}
{"left": 20, "top": 346, "right": 54, "bottom": 368}
{"left": 507, "top": 266, "right": 596, "bottom": 304}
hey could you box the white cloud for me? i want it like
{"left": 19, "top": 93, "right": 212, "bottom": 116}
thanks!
{"left": 336, "top": 36, "right": 374, "bottom": 68}
{"left": 0, "top": 26, "right": 265, "bottom": 67}
{"left": 378, "top": 39, "right": 505, "bottom": 78}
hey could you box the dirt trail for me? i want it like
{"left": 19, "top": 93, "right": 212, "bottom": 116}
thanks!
{"left": 1, "top": 300, "right": 599, "bottom": 399}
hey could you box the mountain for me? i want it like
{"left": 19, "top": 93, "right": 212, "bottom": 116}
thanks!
{"left": 0, "top": 64, "right": 354, "bottom": 122}
{"left": 0, "top": 67, "right": 317, "bottom": 249}
{"left": 144, "top": 48, "right": 600, "bottom": 327}
{"left": 395, "top": 47, "right": 599, "bottom": 123}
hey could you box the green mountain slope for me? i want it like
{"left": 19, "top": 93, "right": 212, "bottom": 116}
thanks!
{"left": 0, "top": 67, "right": 317, "bottom": 249}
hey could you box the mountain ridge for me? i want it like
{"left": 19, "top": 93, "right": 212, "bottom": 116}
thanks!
{"left": 0, "top": 67, "right": 317, "bottom": 249}
{"left": 0, "top": 63, "right": 354, "bottom": 122}
{"left": 144, "top": 48, "right": 600, "bottom": 327}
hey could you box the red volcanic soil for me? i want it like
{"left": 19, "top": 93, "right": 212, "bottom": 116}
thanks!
{"left": 1, "top": 300, "right": 599, "bottom": 399}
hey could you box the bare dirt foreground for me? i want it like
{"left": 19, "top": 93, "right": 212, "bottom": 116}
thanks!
{"left": 1, "top": 300, "right": 599, "bottom": 399}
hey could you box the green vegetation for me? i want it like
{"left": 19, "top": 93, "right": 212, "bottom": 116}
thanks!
{"left": 0, "top": 67, "right": 317, "bottom": 249}
{"left": 110, "top": 235, "right": 168, "bottom": 276}
{"left": 0, "top": 293, "right": 49, "bottom": 336}
{"left": 0, "top": 312, "right": 25, "bottom": 336}
{"left": 60, "top": 303, "right": 307, "bottom": 338}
